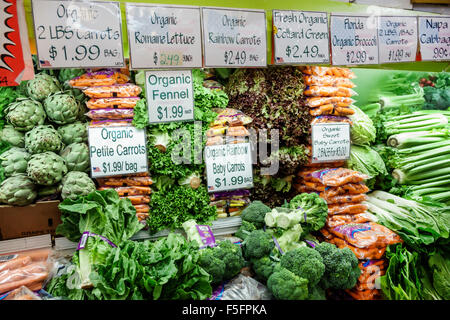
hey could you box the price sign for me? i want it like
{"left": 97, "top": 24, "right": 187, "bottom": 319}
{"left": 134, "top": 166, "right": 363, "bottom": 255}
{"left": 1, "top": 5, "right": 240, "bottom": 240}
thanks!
{"left": 145, "top": 70, "right": 194, "bottom": 124}
{"left": 273, "top": 10, "right": 329, "bottom": 64}
{"left": 201, "top": 7, "right": 267, "bottom": 67}
{"left": 418, "top": 16, "right": 450, "bottom": 61}
{"left": 205, "top": 143, "right": 253, "bottom": 192}
{"left": 88, "top": 126, "right": 148, "bottom": 178}
{"left": 330, "top": 15, "right": 379, "bottom": 65}
{"left": 31, "top": 0, "right": 124, "bottom": 68}
{"left": 378, "top": 16, "right": 418, "bottom": 64}
{"left": 311, "top": 123, "right": 350, "bottom": 163}
{"left": 126, "top": 4, "right": 202, "bottom": 69}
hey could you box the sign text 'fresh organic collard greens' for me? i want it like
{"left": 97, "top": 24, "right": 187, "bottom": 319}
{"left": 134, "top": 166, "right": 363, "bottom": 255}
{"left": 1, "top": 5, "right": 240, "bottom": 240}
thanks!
{"left": 205, "top": 142, "right": 253, "bottom": 192}
{"left": 88, "top": 126, "right": 148, "bottom": 178}
{"left": 31, "top": 0, "right": 124, "bottom": 68}
{"left": 126, "top": 3, "right": 202, "bottom": 69}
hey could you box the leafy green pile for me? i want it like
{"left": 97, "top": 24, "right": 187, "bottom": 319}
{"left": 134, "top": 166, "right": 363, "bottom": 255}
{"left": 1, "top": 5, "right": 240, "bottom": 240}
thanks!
{"left": 346, "top": 145, "right": 388, "bottom": 189}
{"left": 0, "top": 87, "right": 18, "bottom": 129}
{"left": 47, "top": 234, "right": 212, "bottom": 300}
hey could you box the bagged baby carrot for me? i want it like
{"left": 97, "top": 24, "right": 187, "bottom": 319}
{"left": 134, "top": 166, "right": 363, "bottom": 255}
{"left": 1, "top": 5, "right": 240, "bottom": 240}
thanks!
{"left": 326, "top": 212, "right": 376, "bottom": 228}
{"left": 345, "top": 288, "right": 381, "bottom": 300}
{"left": 134, "top": 204, "right": 150, "bottom": 213}
{"left": 121, "top": 195, "right": 150, "bottom": 205}
{"left": 69, "top": 70, "right": 129, "bottom": 88}
{"left": 310, "top": 115, "right": 353, "bottom": 125}
{"left": 309, "top": 105, "right": 355, "bottom": 116}
{"left": 305, "top": 97, "right": 354, "bottom": 108}
{"left": 303, "top": 75, "right": 355, "bottom": 88}
{"left": 320, "top": 183, "right": 370, "bottom": 198}
{"left": 86, "top": 97, "right": 140, "bottom": 109}
{"left": 86, "top": 108, "right": 134, "bottom": 120}
{"left": 98, "top": 186, "right": 151, "bottom": 196}
{"left": 89, "top": 119, "right": 133, "bottom": 127}
{"left": 301, "top": 168, "right": 369, "bottom": 187}
{"left": 304, "top": 86, "right": 356, "bottom": 98}
{"left": 328, "top": 203, "right": 368, "bottom": 215}
{"left": 83, "top": 84, "right": 142, "bottom": 98}
{"left": 96, "top": 176, "right": 153, "bottom": 187}
{"left": 327, "top": 235, "right": 387, "bottom": 260}
{"left": 300, "top": 66, "right": 356, "bottom": 79}
{"left": 323, "top": 193, "right": 367, "bottom": 204}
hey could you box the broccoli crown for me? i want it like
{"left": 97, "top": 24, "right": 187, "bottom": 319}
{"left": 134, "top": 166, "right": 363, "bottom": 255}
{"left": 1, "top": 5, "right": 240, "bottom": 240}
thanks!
{"left": 307, "top": 285, "right": 327, "bottom": 300}
{"left": 314, "top": 242, "right": 360, "bottom": 290}
{"left": 280, "top": 246, "right": 325, "bottom": 286}
{"left": 241, "top": 200, "right": 271, "bottom": 229}
{"left": 235, "top": 220, "right": 257, "bottom": 240}
{"left": 251, "top": 256, "right": 280, "bottom": 284}
{"left": 213, "top": 240, "right": 246, "bottom": 280}
{"left": 267, "top": 267, "right": 309, "bottom": 300}
{"left": 243, "top": 230, "right": 275, "bottom": 260}
{"left": 288, "top": 193, "right": 328, "bottom": 232}
{"left": 198, "top": 248, "right": 226, "bottom": 285}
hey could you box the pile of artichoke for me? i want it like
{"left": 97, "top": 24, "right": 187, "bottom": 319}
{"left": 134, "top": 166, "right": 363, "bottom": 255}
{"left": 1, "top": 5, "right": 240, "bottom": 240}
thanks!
{"left": 0, "top": 71, "right": 96, "bottom": 206}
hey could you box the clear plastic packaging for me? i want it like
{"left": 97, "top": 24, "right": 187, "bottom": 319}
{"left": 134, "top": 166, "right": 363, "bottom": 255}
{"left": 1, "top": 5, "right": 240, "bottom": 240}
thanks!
{"left": 86, "top": 97, "right": 140, "bottom": 109}
{"left": 328, "top": 203, "right": 368, "bottom": 215}
{"left": 321, "top": 183, "right": 370, "bottom": 197}
{"left": 83, "top": 84, "right": 142, "bottom": 98}
{"left": 311, "top": 115, "right": 353, "bottom": 125}
{"left": 96, "top": 175, "right": 153, "bottom": 187}
{"left": 303, "top": 75, "right": 355, "bottom": 88}
{"left": 98, "top": 186, "right": 152, "bottom": 196}
{"left": 324, "top": 194, "right": 367, "bottom": 204}
{"left": 120, "top": 195, "right": 150, "bottom": 205}
{"left": 309, "top": 105, "right": 355, "bottom": 116}
{"left": 134, "top": 204, "right": 150, "bottom": 213}
{"left": 326, "top": 212, "right": 376, "bottom": 228}
{"left": 211, "top": 108, "right": 253, "bottom": 127}
{"left": 89, "top": 119, "right": 133, "bottom": 127}
{"left": 304, "top": 86, "right": 357, "bottom": 97}
{"left": 1, "top": 286, "right": 41, "bottom": 300}
{"left": 306, "top": 96, "right": 354, "bottom": 108}
{"left": 300, "top": 66, "right": 356, "bottom": 79}
{"left": 299, "top": 168, "right": 369, "bottom": 187}
{"left": 69, "top": 70, "right": 129, "bottom": 88}
{"left": 209, "top": 274, "right": 272, "bottom": 300}
{"left": 86, "top": 108, "right": 134, "bottom": 120}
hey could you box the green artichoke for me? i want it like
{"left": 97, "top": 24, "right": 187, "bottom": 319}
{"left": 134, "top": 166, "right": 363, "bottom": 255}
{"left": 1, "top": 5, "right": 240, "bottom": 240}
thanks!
{"left": 0, "top": 125, "right": 25, "bottom": 147}
{"left": 44, "top": 92, "right": 81, "bottom": 125}
{"left": 25, "top": 125, "right": 64, "bottom": 154}
{"left": 61, "top": 171, "right": 96, "bottom": 200}
{"left": 0, "top": 174, "right": 37, "bottom": 206}
{"left": 26, "top": 73, "right": 61, "bottom": 101}
{"left": 60, "top": 142, "right": 90, "bottom": 172}
{"left": 0, "top": 147, "right": 30, "bottom": 177}
{"left": 57, "top": 121, "right": 88, "bottom": 145}
{"left": 5, "top": 98, "right": 46, "bottom": 132}
{"left": 27, "top": 151, "right": 68, "bottom": 185}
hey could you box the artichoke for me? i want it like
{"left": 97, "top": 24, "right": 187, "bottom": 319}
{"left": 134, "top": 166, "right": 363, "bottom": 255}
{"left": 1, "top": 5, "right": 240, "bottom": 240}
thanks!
{"left": 26, "top": 73, "right": 61, "bottom": 101}
{"left": 0, "top": 147, "right": 30, "bottom": 177}
{"left": 5, "top": 98, "right": 46, "bottom": 131}
{"left": 25, "top": 125, "right": 64, "bottom": 154}
{"left": 27, "top": 151, "right": 68, "bottom": 185}
{"left": 44, "top": 92, "right": 81, "bottom": 125}
{"left": 0, "top": 125, "right": 25, "bottom": 147}
{"left": 57, "top": 121, "right": 88, "bottom": 145}
{"left": 60, "top": 143, "right": 90, "bottom": 172}
{"left": 61, "top": 171, "right": 96, "bottom": 200}
{"left": 0, "top": 174, "right": 37, "bottom": 206}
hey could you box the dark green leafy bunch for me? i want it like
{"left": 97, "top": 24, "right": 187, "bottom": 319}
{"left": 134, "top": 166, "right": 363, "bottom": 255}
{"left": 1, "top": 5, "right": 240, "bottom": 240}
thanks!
{"left": 314, "top": 242, "right": 361, "bottom": 290}
{"left": 260, "top": 145, "right": 310, "bottom": 176}
{"left": 242, "top": 229, "right": 275, "bottom": 260}
{"left": 427, "top": 250, "right": 450, "bottom": 299}
{"left": 240, "top": 200, "right": 272, "bottom": 229}
{"left": 250, "top": 172, "right": 295, "bottom": 207}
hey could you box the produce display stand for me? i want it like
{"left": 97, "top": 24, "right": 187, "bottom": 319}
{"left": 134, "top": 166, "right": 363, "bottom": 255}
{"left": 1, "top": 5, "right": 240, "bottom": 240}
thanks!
{"left": 0, "top": 0, "right": 448, "bottom": 305}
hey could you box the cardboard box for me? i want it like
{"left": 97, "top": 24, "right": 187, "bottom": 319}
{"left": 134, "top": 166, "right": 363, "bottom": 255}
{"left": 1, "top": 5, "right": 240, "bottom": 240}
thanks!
{"left": 0, "top": 201, "right": 62, "bottom": 241}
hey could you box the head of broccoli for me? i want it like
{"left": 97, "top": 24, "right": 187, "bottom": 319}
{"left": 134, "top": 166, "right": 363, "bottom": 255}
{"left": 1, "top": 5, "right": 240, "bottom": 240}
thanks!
{"left": 267, "top": 267, "right": 309, "bottom": 300}
{"left": 307, "top": 285, "right": 327, "bottom": 300}
{"left": 235, "top": 220, "right": 257, "bottom": 241}
{"left": 198, "top": 248, "right": 226, "bottom": 285}
{"left": 212, "top": 240, "right": 246, "bottom": 280}
{"left": 314, "top": 242, "right": 361, "bottom": 290}
{"left": 280, "top": 246, "right": 325, "bottom": 287}
{"left": 242, "top": 230, "right": 275, "bottom": 260}
{"left": 288, "top": 193, "right": 328, "bottom": 232}
{"left": 241, "top": 200, "right": 272, "bottom": 229}
{"left": 251, "top": 255, "right": 280, "bottom": 284}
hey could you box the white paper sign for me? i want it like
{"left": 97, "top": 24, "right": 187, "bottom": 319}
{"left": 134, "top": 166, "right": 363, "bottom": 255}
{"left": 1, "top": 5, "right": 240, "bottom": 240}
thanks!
{"left": 31, "top": 0, "right": 124, "bottom": 69}
{"left": 418, "top": 16, "right": 450, "bottom": 61}
{"left": 205, "top": 143, "right": 253, "bottom": 192}
{"left": 330, "top": 15, "right": 379, "bottom": 65}
{"left": 311, "top": 123, "right": 350, "bottom": 163}
{"left": 145, "top": 70, "right": 194, "bottom": 124}
{"left": 88, "top": 126, "right": 148, "bottom": 178}
{"left": 273, "top": 10, "right": 330, "bottom": 64}
{"left": 378, "top": 16, "right": 418, "bottom": 64}
{"left": 126, "top": 4, "right": 202, "bottom": 69}
{"left": 201, "top": 7, "right": 267, "bottom": 67}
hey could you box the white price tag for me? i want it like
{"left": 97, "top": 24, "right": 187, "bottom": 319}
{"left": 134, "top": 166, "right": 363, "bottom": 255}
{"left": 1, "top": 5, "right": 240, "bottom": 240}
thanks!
{"left": 145, "top": 70, "right": 194, "bottom": 124}
{"left": 88, "top": 126, "right": 148, "bottom": 178}
{"left": 418, "top": 16, "right": 450, "bottom": 61}
{"left": 311, "top": 123, "right": 350, "bottom": 163}
{"left": 126, "top": 4, "right": 202, "bottom": 69}
{"left": 378, "top": 16, "right": 418, "bottom": 64}
{"left": 31, "top": 0, "right": 124, "bottom": 69}
{"left": 330, "top": 15, "right": 379, "bottom": 65}
{"left": 201, "top": 7, "right": 267, "bottom": 67}
{"left": 273, "top": 10, "right": 330, "bottom": 64}
{"left": 205, "top": 143, "right": 253, "bottom": 193}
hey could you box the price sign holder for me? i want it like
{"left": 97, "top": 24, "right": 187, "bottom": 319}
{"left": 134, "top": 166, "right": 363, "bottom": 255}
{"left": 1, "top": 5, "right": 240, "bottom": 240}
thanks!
{"left": 311, "top": 123, "right": 350, "bottom": 163}
{"left": 418, "top": 16, "right": 450, "bottom": 62}
{"left": 145, "top": 69, "right": 195, "bottom": 124}
{"left": 87, "top": 125, "right": 148, "bottom": 178}
{"left": 201, "top": 6, "right": 267, "bottom": 68}
{"left": 125, "top": 3, "right": 203, "bottom": 69}
{"left": 272, "top": 10, "right": 330, "bottom": 65}
{"left": 205, "top": 142, "right": 254, "bottom": 193}
{"left": 31, "top": 0, "right": 125, "bottom": 69}
{"left": 330, "top": 14, "right": 379, "bottom": 66}
{"left": 378, "top": 16, "right": 418, "bottom": 64}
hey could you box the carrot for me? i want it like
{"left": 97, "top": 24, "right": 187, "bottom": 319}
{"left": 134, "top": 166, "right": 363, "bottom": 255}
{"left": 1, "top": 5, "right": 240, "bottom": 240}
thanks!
{"left": 0, "top": 263, "right": 47, "bottom": 284}
{"left": 19, "top": 248, "right": 50, "bottom": 261}
{"left": 0, "top": 256, "right": 32, "bottom": 272}
{"left": 0, "top": 272, "right": 48, "bottom": 294}
{"left": 121, "top": 195, "right": 150, "bottom": 205}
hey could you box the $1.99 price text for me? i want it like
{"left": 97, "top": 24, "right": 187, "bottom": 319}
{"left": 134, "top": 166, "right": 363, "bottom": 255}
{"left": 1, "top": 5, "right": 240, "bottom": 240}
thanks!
{"left": 102, "top": 161, "right": 139, "bottom": 174}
